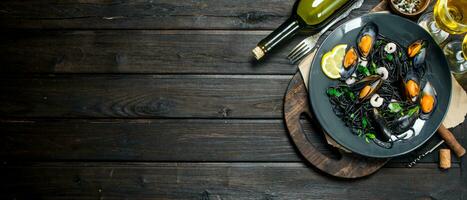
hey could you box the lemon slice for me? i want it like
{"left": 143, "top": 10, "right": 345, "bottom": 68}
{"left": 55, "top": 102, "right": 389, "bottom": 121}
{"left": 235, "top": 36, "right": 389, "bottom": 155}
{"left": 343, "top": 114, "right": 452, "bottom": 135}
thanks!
{"left": 332, "top": 44, "right": 347, "bottom": 60}
{"left": 321, "top": 44, "right": 347, "bottom": 79}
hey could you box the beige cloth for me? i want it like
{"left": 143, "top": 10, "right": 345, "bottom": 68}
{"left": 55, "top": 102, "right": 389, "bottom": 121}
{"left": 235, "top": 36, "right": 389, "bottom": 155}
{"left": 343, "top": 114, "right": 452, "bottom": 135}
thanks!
{"left": 298, "top": 49, "right": 467, "bottom": 129}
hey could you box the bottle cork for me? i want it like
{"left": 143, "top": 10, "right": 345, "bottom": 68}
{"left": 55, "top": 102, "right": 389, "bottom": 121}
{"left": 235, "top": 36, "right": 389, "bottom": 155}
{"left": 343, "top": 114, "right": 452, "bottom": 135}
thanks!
{"left": 252, "top": 46, "right": 265, "bottom": 60}
{"left": 439, "top": 149, "right": 451, "bottom": 169}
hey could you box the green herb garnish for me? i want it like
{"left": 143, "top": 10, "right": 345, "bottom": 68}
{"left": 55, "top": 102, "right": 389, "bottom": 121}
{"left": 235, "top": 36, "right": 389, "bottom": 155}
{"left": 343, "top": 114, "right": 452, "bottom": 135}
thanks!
{"left": 407, "top": 106, "right": 420, "bottom": 116}
{"left": 365, "top": 133, "right": 376, "bottom": 139}
{"left": 364, "top": 133, "right": 376, "bottom": 143}
{"left": 348, "top": 92, "right": 356, "bottom": 101}
{"left": 388, "top": 102, "right": 402, "bottom": 113}
{"left": 358, "top": 65, "right": 370, "bottom": 76}
{"left": 362, "top": 116, "right": 369, "bottom": 129}
{"left": 369, "top": 62, "right": 377, "bottom": 74}
{"left": 375, "top": 40, "right": 383, "bottom": 48}
{"left": 327, "top": 88, "right": 343, "bottom": 97}
{"left": 386, "top": 54, "right": 394, "bottom": 61}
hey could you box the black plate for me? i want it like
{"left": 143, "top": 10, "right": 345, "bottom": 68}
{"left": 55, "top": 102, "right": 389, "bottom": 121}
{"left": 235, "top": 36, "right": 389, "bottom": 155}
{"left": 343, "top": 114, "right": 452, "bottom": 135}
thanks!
{"left": 308, "top": 13, "right": 451, "bottom": 158}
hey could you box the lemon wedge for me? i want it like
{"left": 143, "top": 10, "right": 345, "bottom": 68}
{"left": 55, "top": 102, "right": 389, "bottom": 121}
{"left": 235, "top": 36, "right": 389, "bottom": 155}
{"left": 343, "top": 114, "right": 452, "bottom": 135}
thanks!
{"left": 321, "top": 44, "right": 347, "bottom": 79}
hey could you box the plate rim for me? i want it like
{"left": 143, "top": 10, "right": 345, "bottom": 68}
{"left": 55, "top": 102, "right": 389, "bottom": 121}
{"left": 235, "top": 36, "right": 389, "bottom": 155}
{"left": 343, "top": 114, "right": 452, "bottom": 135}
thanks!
{"left": 308, "top": 12, "right": 452, "bottom": 158}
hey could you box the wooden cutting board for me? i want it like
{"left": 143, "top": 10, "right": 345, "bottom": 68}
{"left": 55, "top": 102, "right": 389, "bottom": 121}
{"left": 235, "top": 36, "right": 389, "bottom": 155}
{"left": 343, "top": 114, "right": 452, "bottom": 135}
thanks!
{"left": 284, "top": 72, "right": 389, "bottom": 178}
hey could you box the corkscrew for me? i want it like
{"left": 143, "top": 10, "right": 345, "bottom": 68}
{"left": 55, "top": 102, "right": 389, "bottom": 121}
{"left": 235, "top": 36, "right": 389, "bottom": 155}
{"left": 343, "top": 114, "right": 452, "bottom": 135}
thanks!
{"left": 407, "top": 140, "right": 444, "bottom": 168}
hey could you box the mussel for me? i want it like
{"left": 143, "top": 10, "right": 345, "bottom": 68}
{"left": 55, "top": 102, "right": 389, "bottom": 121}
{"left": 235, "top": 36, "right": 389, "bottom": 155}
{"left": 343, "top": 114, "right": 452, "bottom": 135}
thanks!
{"left": 350, "top": 75, "right": 383, "bottom": 102}
{"left": 401, "top": 70, "right": 421, "bottom": 102}
{"left": 407, "top": 40, "right": 427, "bottom": 68}
{"left": 370, "top": 108, "right": 419, "bottom": 142}
{"left": 357, "top": 23, "right": 378, "bottom": 59}
{"left": 419, "top": 81, "right": 437, "bottom": 120}
{"left": 340, "top": 46, "right": 358, "bottom": 79}
{"left": 369, "top": 108, "right": 394, "bottom": 142}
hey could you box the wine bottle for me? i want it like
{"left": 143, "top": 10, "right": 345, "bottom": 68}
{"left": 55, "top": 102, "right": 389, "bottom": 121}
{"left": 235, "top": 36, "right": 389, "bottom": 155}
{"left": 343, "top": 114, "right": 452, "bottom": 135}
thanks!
{"left": 252, "top": 0, "right": 352, "bottom": 60}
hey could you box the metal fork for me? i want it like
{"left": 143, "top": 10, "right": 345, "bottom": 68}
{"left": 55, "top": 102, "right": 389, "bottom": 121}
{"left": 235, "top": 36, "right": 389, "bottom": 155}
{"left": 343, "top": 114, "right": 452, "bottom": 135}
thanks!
{"left": 287, "top": 0, "right": 365, "bottom": 64}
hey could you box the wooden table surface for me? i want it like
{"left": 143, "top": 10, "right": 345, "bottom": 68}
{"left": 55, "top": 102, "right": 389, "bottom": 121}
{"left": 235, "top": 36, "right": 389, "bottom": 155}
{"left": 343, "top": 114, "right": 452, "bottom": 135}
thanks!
{"left": 0, "top": 0, "right": 466, "bottom": 199}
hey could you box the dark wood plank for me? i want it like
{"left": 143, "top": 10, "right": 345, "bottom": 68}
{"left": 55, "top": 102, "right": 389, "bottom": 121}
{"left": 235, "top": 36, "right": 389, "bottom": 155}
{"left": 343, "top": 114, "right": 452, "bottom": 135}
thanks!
{"left": 0, "top": 30, "right": 295, "bottom": 74}
{"left": 0, "top": 119, "right": 463, "bottom": 163}
{"left": 0, "top": 75, "right": 289, "bottom": 118}
{"left": 0, "top": 119, "right": 300, "bottom": 162}
{"left": 0, "top": 162, "right": 463, "bottom": 200}
{"left": 0, "top": 0, "right": 379, "bottom": 29}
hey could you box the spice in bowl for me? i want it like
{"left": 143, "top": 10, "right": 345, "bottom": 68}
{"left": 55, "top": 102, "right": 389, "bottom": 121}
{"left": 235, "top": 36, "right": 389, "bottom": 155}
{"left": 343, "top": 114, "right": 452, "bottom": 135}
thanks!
{"left": 392, "top": 0, "right": 423, "bottom": 14}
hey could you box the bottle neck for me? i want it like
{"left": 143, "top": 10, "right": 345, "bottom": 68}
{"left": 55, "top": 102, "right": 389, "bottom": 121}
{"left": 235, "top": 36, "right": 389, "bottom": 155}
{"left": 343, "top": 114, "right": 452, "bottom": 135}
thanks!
{"left": 253, "top": 17, "right": 302, "bottom": 59}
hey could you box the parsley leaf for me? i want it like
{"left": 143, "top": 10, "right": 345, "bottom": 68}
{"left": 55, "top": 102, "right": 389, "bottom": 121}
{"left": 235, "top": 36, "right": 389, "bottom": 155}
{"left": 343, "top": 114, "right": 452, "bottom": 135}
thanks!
{"left": 375, "top": 40, "right": 383, "bottom": 48}
{"left": 327, "top": 88, "right": 343, "bottom": 97}
{"left": 369, "top": 61, "right": 377, "bottom": 74}
{"left": 365, "top": 133, "right": 376, "bottom": 139}
{"left": 407, "top": 106, "right": 420, "bottom": 116}
{"left": 388, "top": 102, "right": 402, "bottom": 113}
{"left": 386, "top": 54, "right": 394, "bottom": 61}
{"left": 358, "top": 65, "right": 370, "bottom": 76}
{"left": 362, "top": 116, "right": 369, "bottom": 129}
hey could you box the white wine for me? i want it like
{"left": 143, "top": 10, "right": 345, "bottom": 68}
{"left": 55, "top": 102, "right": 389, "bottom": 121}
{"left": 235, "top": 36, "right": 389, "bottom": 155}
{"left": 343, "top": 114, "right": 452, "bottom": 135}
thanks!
{"left": 252, "top": 0, "right": 352, "bottom": 60}
{"left": 433, "top": 0, "right": 467, "bottom": 34}
{"left": 463, "top": 34, "right": 467, "bottom": 59}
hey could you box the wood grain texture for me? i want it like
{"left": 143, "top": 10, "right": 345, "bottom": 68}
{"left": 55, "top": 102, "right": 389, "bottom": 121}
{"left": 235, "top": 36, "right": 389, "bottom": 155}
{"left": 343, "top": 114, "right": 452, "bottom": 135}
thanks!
{"left": 0, "top": 75, "right": 289, "bottom": 118}
{"left": 1, "top": 0, "right": 466, "bottom": 197}
{"left": 284, "top": 73, "right": 387, "bottom": 178}
{"left": 0, "top": 119, "right": 300, "bottom": 162}
{"left": 0, "top": 30, "right": 295, "bottom": 74}
{"left": 0, "top": 162, "right": 463, "bottom": 200}
{"left": 0, "top": 118, "right": 463, "bottom": 163}
{"left": 0, "top": 0, "right": 379, "bottom": 29}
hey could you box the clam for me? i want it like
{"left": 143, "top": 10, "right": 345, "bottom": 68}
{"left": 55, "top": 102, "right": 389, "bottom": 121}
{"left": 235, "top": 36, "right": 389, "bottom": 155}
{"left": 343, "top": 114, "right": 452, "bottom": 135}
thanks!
{"left": 419, "top": 81, "right": 437, "bottom": 119}
{"left": 340, "top": 46, "right": 358, "bottom": 80}
{"left": 357, "top": 23, "right": 378, "bottom": 59}
{"left": 350, "top": 75, "right": 383, "bottom": 102}
{"left": 407, "top": 40, "right": 427, "bottom": 68}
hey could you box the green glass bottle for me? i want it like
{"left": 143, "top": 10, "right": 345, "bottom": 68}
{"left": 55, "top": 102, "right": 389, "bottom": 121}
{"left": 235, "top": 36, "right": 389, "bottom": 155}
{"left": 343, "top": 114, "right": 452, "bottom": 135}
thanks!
{"left": 252, "top": 0, "right": 351, "bottom": 60}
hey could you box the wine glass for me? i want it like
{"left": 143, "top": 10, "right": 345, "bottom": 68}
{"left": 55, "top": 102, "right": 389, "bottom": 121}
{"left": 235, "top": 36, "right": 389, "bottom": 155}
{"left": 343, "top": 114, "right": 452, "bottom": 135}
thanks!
{"left": 418, "top": 0, "right": 467, "bottom": 74}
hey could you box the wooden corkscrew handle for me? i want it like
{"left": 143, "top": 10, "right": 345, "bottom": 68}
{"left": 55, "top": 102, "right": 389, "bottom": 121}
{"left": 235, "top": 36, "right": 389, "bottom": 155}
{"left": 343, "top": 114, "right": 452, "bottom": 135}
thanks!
{"left": 437, "top": 124, "right": 466, "bottom": 157}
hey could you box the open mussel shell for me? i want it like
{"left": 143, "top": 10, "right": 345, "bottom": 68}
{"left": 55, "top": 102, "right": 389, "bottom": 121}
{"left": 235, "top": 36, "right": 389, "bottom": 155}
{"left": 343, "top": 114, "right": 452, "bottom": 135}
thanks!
{"left": 369, "top": 108, "right": 393, "bottom": 142}
{"left": 350, "top": 75, "right": 383, "bottom": 102}
{"left": 408, "top": 40, "right": 427, "bottom": 68}
{"left": 370, "top": 108, "right": 419, "bottom": 143}
{"left": 392, "top": 110, "right": 419, "bottom": 133}
{"left": 357, "top": 22, "right": 378, "bottom": 59}
{"left": 419, "top": 81, "right": 437, "bottom": 120}
{"left": 340, "top": 46, "right": 358, "bottom": 80}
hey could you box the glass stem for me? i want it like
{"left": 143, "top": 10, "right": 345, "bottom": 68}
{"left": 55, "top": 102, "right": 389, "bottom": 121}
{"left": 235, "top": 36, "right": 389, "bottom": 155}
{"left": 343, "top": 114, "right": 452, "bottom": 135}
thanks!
{"left": 429, "top": 21, "right": 441, "bottom": 33}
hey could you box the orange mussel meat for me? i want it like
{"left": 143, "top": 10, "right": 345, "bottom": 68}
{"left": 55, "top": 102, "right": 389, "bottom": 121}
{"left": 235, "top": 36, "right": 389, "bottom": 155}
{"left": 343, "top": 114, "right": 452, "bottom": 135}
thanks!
{"left": 359, "top": 85, "right": 372, "bottom": 99}
{"left": 344, "top": 48, "right": 358, "bottom": 69}
{"left": 359, "top": 35, "right": 373, "bottom": 57}
{"left": 405, "top": 80, "right": 420, "bottom": 98}
{"left": 420, "top": 94, "right": 435, "bottom": 113}
{"left": 408, "top": 41, "right": 423, "bottom": 58}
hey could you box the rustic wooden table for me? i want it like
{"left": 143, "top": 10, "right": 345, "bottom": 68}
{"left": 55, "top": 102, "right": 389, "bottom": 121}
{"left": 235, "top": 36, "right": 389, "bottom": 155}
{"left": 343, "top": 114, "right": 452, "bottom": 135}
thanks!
{"left": 0, "top": 0, "right": 465, "bottom": 199}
